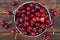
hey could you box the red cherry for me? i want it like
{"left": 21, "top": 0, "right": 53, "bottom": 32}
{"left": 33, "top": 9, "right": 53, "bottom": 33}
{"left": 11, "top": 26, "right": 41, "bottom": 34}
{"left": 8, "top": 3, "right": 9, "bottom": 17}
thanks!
{"left": 45, "top": 19, "right": 50, "bottom": 24}
{"left": 41, "top": 24, "right": 45, "bottom": 29}
{"left": 23, "top": 31, "right": 27, "bottom": 35}
{"left": 35, "top": 11, "right": 40, "bottom": 16}
{"left": 24, "top": 16, "right": 29, "bottom": 21}
{"left": 16, "top": 10, "right": 21, "bottom": 15}
{"left": 50, "top": 24, "right": 54, "bottom": 29}
{"left": 15, "top": 29, "right": 19, "bottom": 33}
{"left": 36, "top": 17, "right": 40, "bottom": 21}
{"left": 53, "top": 11, "right": 57, "bottom": 16}
{"left": 31, "top": 32, "right": 36, "bottom": 36}
{"left": 21, "top": 13, "right": 26, "bottom": 17}
{"left": 29, "top": 3, "right": 34, "bottom": 8}
{"left": 40, "top": 8, "right": 45, "bottom": 13}
{"left": 41, "top": 13, "right": 46, "bottom": 17}
{"left": 42, "top": 34, "right": 46, "bottom": 38}
{"left": 26, "top": 6, "right": 31, "bottom": 11}
{"left": 39, "top": 28, "right": 43, "bottom": 32}
{"left": 24, "top": 22, "right": 29, "bottom": 26}
{"left": 26, "top": 11, "right": 31, "bottom": 15}
{"left": 16, "top": 18, "right": 19, "bottom": 22}
{"left": 28, "top": 26, "right": 32, "bottom": 30}
{"left": 1, "top": 22, "right": 6, "bottom": 26}
{"left": 46, "top": 35, "right": 51, "bottom": 40}
{"left": 4, "top": 25, "right": 9, "bottom": 29}
{"left": 20, "top": 5, "right": 24, "bottom": 10}
{"left": 10, "top": 29, "right": 15, "bottom": 34}
{"left": 6, "top": 10, "right": 12, "bottom": 15}
{"left": 40, "top": 17, "right": 45, "bottom": 22}
{"left": 11, "top": 1, "right": 17, "bottom": 6}
{"left": 32, "top": 17, "right": 36, "bottom": 22}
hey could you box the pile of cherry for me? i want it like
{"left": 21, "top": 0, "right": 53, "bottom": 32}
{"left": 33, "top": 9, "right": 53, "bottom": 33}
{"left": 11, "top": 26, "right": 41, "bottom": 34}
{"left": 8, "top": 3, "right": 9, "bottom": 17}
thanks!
{"left": 1, "top": 1, "right": 58, "bottom": 40}
{"left": 15, "top": 2, "right": 57, "bottom": 36}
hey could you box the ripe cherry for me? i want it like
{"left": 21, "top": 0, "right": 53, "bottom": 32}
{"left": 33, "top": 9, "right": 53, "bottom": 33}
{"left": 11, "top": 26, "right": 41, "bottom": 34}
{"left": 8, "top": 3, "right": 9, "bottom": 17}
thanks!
{"left": 41, "top": 24, "right": 45, "bottom": 29}
{"left": 50, "top": 24, "right": 54, "bottom": 29}
{"left": 4, "top": 25, "right": 9, "bottom": 29}
{"left": 40, "top": 17, "right": 45, "bottom": 22}
{"left": 16, "top": 10, "right": 21, "bottom": 15}
{"left": 23, "top": 31, "right": 27, "bottom": 35}
{"left": 26, "top": 6, "right": 31, "bottom": 11}
{"left": 1, "top": 21, "right": 6, "bottom": 26}
{"left": 28, "top": 26, "right": 32, "bottom": 30}
{"left": 40, "top": 8, "right": 45, "bottom": 13}
{"left": 15, "top": 29, "right": 19, "bottom": 33}
{"left": 10, "top": 29, "right": 15, "bottom": 34}
{"left": 6, "top": 10, "right": 12, "bottom": 15}
{"left": 39, "top": 28, "right": 43, "bottom": 32}
{"left": 11, "top": 1, "right": 17, "bottom": 6}
{"left": 29, "top": 3, "right": 34, "bottom": 8}
{"left": 32, "top": 17, "right": 36, "bottom": 22}
{"left": 46, "top": 35, "right": 51, "bottom": 40}
{"left": 31, "top": 32, "right": 36, "bottom": 36}
{"left": 35, "top": 11, "right": 40, "bottom": 16}
{"left": 45, "top": 19, "right": 50, "bottom": 24}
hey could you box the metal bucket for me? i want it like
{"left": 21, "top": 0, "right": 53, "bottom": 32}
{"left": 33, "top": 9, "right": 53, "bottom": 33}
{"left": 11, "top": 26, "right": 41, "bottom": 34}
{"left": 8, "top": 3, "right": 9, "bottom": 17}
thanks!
{"left": 13, "top": 1, "right": 52, "bottom": 37}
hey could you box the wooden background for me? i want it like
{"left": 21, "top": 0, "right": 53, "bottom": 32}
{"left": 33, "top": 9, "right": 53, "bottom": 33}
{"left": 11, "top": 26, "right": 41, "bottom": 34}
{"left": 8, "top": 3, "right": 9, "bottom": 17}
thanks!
{"left": 0, "top": 0, "right": 60, "bottom": 40}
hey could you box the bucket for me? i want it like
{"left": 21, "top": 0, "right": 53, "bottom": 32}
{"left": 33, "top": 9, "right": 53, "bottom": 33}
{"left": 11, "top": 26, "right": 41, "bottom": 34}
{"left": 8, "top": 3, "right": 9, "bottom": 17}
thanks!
{"left": 13, "top": 1, "right": 52, "bottom": 37}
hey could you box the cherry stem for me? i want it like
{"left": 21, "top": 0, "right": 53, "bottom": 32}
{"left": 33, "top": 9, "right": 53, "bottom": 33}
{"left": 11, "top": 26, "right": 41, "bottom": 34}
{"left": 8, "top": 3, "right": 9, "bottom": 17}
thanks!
{"left": 15, "top": 33, "right": 17, "bottom": 40}
{"left": 52, "top": 28, "right": 55, "bottom": 35}
{"left": 6, "top": 21, "right": 12, "bottom": 25}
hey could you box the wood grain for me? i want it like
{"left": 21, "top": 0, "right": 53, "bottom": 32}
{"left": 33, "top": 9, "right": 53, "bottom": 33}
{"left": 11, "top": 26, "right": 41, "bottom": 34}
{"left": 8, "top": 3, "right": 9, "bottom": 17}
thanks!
{"left": 0, "top": 0, "right": 60, "bottom": 40}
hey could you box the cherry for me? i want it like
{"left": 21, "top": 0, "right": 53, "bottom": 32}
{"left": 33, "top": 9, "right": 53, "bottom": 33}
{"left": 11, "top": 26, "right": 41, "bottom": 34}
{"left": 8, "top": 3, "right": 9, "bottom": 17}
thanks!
{"left": 4, "top": 25, "right": 9, "bottom": 29}
{"left": 1, "top": 22, "right": 6, "bottom": 26}
{"left": 16, "top": 18, "right": 19, "bottom": 22}
{"left": 45, "top": 19, "right": 50, "bottom": 24}
{"left": 46, "top": 35, "right": 51, "bottom": 40}
{"left": 35, "top": 11, "right": 40, "bottom": 16}
{"left": 53, "top": 11, "right": 57, "bottom": 16}
{"left": 24, "top": 16, "right": 29, "bottom": 21}
{"left": 41, "top": 24, "right": 45, "bottom": 29}
{"left": 42, "top": 34, "right": 46, "bottom": 38}
{"left": 31, "top": 32, "right": 36, "bottom": 36}
{"left": 32, "top": 17, "right": 36, "bottom": 22}
{"left": 41, "top": 13, "right": 46, "bottom": 17}
{"left": 15, "top": 29, "right": 19, "bottom": 33}
{"left": 39, "top": 28, "right": 43, "bottom": 32}
{"left": 28, "top": 26, "right": 32, "bottom": 30}
{"left": 36, "top": 17, "right": 40, "bottom": 21}
{"left": 24, "top": 21, "right": 29, "bottom": 26}
{"left": 11, "top": 1, "right": 17, "bottom": 6}
{"left": 21, "top": 13, "right": 26, "bottom": 17}
{"left": 16, "top": 10, "right": 21, "bottom": 15}
{"left": 6, "top": 10, "right": 12, "bottom": 15}
{"left": 50, "top": 24, "right": 54, "bottom": 29}
{"left": 10, "top": 29, "right": 15, "bottom": 34}
{"left": 26, "top": 6, "right": 31, "bottom": 11}
{"left": 40, "top": 8, "right": 45, "bottom": 13}
{"left": 40, "top": 17, "right": 45, "bottom": 22}
{"left": 23, "top": 31, "right": 27, "bottom": 35}
{"left": 29, "top": 3, "right": 34, "bottom": 8}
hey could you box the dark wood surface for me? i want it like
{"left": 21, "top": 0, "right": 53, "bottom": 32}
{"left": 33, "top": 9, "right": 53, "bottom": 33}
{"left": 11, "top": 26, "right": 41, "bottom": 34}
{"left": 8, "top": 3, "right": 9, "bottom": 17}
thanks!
{"left": 0, "top": 0, "right": 60, "bottom": 40}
